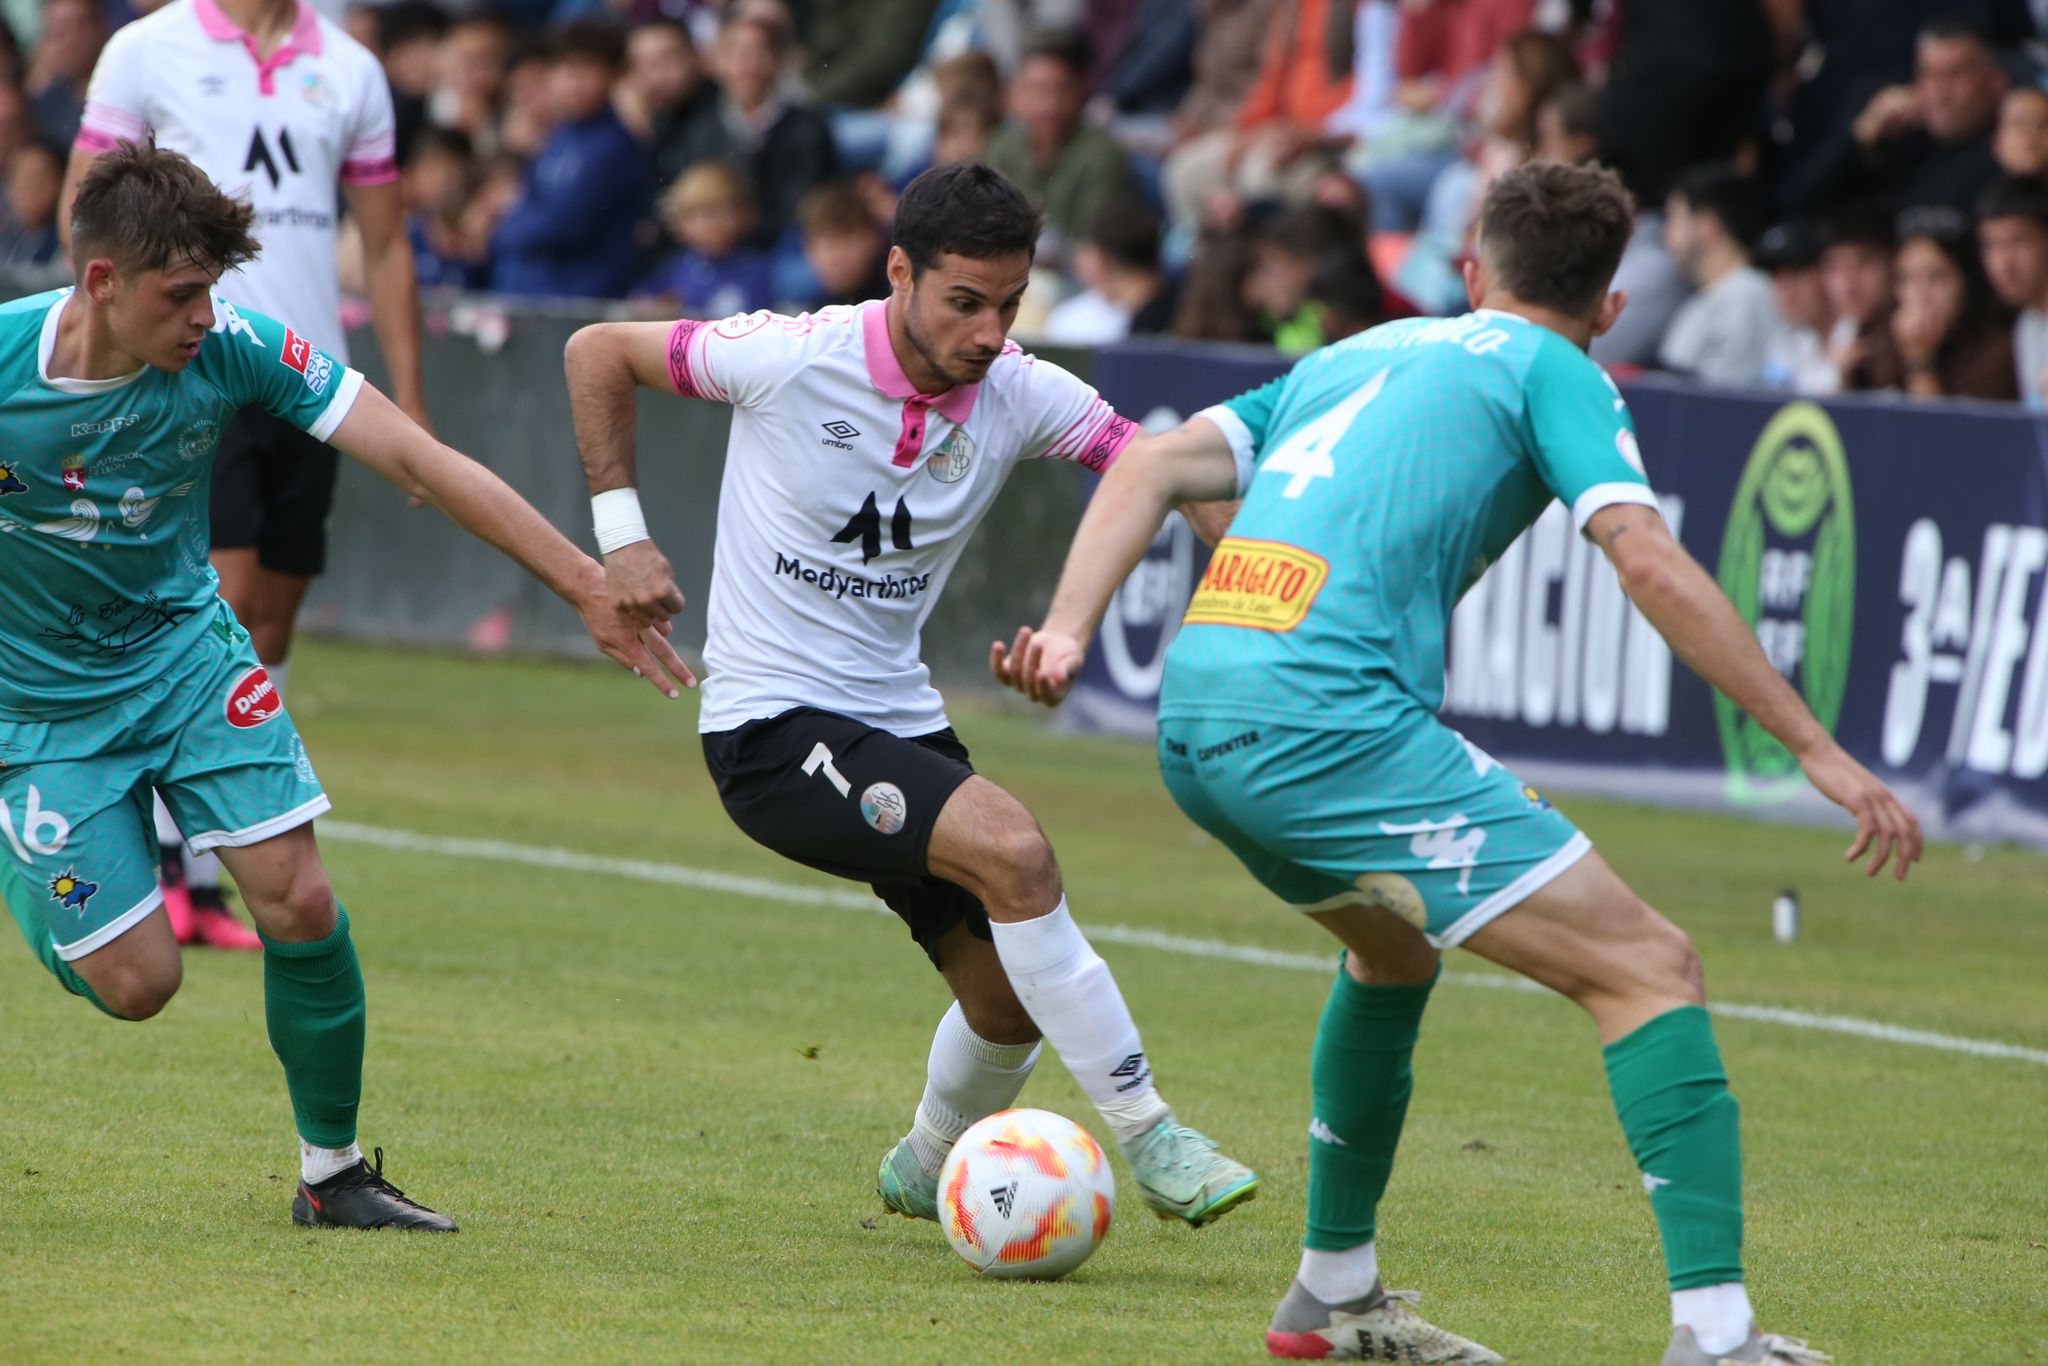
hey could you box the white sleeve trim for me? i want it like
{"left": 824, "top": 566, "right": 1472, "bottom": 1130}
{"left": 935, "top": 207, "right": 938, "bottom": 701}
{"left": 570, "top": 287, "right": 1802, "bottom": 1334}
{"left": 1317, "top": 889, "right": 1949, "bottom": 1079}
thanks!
{"left": 306, "top": 367, "right": 366, "bottom": 443}
{"left": 1571, "top": 482, "right": 1661, "bottom": 532}
{"left": 1193, "top": 404, "right": 1256, "bottom": 496}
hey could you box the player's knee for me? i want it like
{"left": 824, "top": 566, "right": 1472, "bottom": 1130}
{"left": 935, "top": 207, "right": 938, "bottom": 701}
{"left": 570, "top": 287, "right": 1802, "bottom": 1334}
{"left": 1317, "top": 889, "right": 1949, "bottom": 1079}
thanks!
{"left": 94, "top": 958, "right": 181, "bottom": 1020}
{"left": 977, "top": 824, "right": 1060, "bottom": 912}
{"left": 1636, "top": 909, "right": 1704, "bottom": 1005}
{"left": 247, "top": 866, "right": 337, "bottom": 942}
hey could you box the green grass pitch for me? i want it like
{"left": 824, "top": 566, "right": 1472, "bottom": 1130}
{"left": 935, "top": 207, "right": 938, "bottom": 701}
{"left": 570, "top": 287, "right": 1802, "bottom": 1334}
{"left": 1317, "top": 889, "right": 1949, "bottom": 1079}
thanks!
{"left": 3, "top": 641, "right": 2043, "bottom": 1364}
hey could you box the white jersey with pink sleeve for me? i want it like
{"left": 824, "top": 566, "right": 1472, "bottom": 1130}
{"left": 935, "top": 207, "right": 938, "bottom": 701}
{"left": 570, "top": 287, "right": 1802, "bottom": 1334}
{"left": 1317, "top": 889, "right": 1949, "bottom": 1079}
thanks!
{"left": 670, "top": 300, "right": 1137, "bottom": 736}
{"left": 76, "top": 0, "right": 397, "bottom": 363}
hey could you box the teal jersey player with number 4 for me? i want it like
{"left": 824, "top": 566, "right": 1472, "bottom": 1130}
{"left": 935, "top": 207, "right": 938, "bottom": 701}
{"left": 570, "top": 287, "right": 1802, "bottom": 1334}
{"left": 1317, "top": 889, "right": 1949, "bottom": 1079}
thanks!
{"left": 994, "top": 162, "right": 1922, "bottom": 1365}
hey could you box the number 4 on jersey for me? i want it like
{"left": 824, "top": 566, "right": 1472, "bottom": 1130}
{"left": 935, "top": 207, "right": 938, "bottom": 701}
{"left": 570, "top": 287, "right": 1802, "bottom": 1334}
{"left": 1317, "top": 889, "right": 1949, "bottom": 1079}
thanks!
{"left": 1259, "top": 368, "right": 1389, "bottom": 499}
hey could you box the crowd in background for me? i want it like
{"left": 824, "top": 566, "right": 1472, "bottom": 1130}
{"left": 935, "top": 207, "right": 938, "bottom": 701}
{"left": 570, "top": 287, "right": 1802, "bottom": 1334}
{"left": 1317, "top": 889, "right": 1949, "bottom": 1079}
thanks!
{"left": 8, "top": 0, "right": 2048, "bottom": 407}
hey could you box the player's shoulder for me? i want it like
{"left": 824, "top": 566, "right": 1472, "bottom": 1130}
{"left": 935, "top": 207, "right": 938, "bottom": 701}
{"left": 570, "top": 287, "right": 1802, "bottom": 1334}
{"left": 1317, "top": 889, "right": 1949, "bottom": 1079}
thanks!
{"left": 0, "top": 289, "right": 63, "bottom": 390}
{"left": 711, "top": 304, "right": 863, "bottom": 355}
{"left": 312, "top": 12, "right": 391, "bottom": 86}
{"left": 1519, "top": 318, "right": 1621, "bottom": 401}
{"left": 192, "top": 293, "right": 285, "bottom": 372}
{"left": 977, "top": 336, "right": 1090, "bottom": 411}
{"left": 0, "top": 287, "right": 66, "bottom": 326}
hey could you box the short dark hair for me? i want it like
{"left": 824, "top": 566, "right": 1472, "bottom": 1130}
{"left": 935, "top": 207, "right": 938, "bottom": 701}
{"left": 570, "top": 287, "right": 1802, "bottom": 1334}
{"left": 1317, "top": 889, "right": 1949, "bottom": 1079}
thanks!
{"left": 1311, "top": 254, "right": 1385, "bottom": 336}
{"left": 1085, "top": 197, "right": 1161, "bottom": 272}
{"left": 1821, "top": 201, "right": 1894, "bottom": 253}
{"left": 1476, "top": 161, "right": 1635, "bottom": 314}
{"left": 799, "top": 181, "right": 876, "bottom": 238}
{"left": 1978, "top": 173, "right": 2048, "bottom": 228}
{"left": 1919, "top": 14, "right": 1993, "bottom": 51}
{"left": 377, "top": 0, "right": 448, "bottom": 52}
{"left": 1670, "top": 162, "right": 1765, "bottom": 252}
{"left": 892, "top": 162, "right": 1041, "bottom": 275}
{"left": 1020, "top": 28, "right": 1091, "bottom": 78}
{"left": 554, "top": 19, "right": 626, "bottom": 69}
{"left": 71, "top": 141, "right": 260, "bottom": 279}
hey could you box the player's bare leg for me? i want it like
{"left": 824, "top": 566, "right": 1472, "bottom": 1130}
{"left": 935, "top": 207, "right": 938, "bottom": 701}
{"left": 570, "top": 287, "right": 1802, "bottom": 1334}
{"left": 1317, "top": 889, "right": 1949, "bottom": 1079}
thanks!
{"left": 1263, "top": 902, "right": 1501, "bottom": 1363}
{"left": 217, "top": 825, "right": 455, "bottom": 1231}
{"left": 878, "top": 926, "right": 1042, "bottom": 1221}
{"left": 68, "top": 907, "right": 183, "bottom": 1021}
{"left": 1464, "top": 850, "right": 1820, "bottom": 1362}
{"left": 925, "top": 776, "right": 1258, "bottom": 1225}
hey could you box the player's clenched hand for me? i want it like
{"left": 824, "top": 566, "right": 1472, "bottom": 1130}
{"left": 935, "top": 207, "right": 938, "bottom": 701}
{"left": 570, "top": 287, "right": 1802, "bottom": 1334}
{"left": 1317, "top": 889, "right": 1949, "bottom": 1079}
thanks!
{"left": 603, "top": 539, "right": 687, "bottom": 629}
{"left": 1800, "top": 742, "right": 1923, "bottom": 881}
{"left": 573, "top": 582, "right": 696, "bottom": 698}
{"left": 990, "top": 626, "right": 1085, "bottom": 707}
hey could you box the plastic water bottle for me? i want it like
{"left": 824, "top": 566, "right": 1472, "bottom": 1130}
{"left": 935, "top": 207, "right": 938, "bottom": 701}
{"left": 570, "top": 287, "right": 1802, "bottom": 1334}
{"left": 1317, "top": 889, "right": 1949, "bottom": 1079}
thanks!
{"left": 1771, "top": 889, "right": 1800, "bottom": 943}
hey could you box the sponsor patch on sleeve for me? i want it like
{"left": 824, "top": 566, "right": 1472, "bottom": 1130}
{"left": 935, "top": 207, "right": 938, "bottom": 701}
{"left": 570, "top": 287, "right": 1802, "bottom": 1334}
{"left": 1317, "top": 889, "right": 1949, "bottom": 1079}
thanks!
{"left": 1182, "top": 537, "right": 1329, "bottom": 632}
{"left": 279, "top": 328, "right": 332, "bottom": 395}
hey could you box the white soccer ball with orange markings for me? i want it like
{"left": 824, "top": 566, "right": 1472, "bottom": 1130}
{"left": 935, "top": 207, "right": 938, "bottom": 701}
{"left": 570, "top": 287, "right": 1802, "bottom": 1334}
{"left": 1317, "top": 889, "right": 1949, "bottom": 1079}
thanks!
{"left": 938, "top": 1108, "right": 1115, "bottom": 1280}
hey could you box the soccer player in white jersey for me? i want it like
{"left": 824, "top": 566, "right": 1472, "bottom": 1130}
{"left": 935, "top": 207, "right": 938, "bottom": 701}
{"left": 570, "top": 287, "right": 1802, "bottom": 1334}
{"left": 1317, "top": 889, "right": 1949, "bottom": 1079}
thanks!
{"left": 61, "top": 0, "right": 425, "bottom": 948}
{"left": 563, "top": 163, "right": 1261, "bottom": 1230}
{"left": 3, "top": 145, "right": 689, "bottom": 1230}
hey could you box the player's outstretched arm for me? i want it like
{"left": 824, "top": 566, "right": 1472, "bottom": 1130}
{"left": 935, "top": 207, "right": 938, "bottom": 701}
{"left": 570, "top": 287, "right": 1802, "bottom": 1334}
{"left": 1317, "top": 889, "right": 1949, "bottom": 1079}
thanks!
{"left": 992, "top": 417, "right": 1241, "bottom": 706}
{"left": 564, "top": 321, "right": 691, "bottom": 632}
{"left": 327, "top": 381, "right": 694, "bottom": 697}
{"left": 1589, "top": 502, "right": 1922, "bottom": 879}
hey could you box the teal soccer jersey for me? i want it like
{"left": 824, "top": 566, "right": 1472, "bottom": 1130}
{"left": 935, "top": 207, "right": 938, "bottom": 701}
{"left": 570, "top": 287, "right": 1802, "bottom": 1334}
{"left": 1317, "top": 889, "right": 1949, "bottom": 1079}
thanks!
{"left": 1155, "top": 312, "right": 1657, "bottom": 946}
{"left": 0, "top": 288, "right": 357, "bottom": 979}
{"left": 0, "top": 288, "right": 361, "bottom": 720}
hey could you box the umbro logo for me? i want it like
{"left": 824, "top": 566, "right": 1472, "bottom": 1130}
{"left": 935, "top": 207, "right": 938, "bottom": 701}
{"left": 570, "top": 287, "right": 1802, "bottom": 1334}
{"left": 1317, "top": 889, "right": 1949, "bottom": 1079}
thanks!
{"left": 1309, "top": 1117, "right": 1348, "bottom": 1147}
{"left": 820, "top": 420, "right": 860, "bottom": 450}
{"left": 200, "top": 74, "right": 226, "bottom": 96}
{"left": 990, "top": 1181, "right": 1017, "bottom": 1219}
{"left": 1109, "top": 1053, "right": 1145, "bottom": 1078}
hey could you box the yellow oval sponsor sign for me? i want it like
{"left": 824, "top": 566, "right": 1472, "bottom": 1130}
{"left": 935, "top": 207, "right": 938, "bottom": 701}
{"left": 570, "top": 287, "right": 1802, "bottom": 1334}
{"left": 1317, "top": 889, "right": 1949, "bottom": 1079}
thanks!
{"left": 1183, "top": 537, "right": 1329, "bottom": 632}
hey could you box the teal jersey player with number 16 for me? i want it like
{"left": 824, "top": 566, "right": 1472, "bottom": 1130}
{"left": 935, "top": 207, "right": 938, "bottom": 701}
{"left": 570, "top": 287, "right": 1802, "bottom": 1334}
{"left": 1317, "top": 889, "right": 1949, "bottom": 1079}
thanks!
{"left": 1, "top": 143, "right": 689, "bottom": 1232}
{"left": 994, "top": 161, "right": 1921, "bottom": 1365}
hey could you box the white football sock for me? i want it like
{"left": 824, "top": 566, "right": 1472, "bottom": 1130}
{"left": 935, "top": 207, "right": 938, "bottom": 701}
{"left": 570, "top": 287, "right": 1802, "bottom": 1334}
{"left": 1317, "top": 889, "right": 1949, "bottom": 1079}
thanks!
{"left": 1298, "top": 1241, "right": 1380, "bottom": 1304}
{"left": 301, "top": 1140, "right": 362, "bottom": 1184}
{"left": 986, "top": 898, "right": 1170, "bottom": 1144}
{"left": 1673, "top": 1282, "right": 1754, "bottom": 1355}
{"left": 267, "top": 658, "right": 290, "bottom": 702}
{"left": 185, "top": 847, "right": 223, "bottom": 893}
{"left": 906, "top": 1001, "right": 1041, "bottom": 1176}
{"left": 152, "top": 792, "right": 182, "bottom": 851}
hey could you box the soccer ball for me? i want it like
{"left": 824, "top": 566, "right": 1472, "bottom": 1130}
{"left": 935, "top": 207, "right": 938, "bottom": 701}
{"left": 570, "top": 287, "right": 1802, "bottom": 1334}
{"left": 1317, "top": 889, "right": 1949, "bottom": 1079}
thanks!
{"left": 938, "top": 1108, "right": 1116, "bottom": 1280}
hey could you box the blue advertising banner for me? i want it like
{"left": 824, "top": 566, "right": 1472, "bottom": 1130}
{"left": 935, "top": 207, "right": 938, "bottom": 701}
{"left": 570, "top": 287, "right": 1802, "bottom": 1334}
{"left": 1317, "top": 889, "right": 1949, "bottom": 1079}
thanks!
{"left": 1072, "top": 342, "right": 2048, "bottom": 848}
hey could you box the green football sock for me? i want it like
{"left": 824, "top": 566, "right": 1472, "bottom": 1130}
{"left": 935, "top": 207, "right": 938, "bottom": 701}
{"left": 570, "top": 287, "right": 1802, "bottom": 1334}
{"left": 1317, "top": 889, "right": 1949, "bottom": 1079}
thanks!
{"left": 262, "top": 904, "right": 365, "bottom": 1150}
{"left": 1305, "top": 957, "right": 1438, "bottom": 1251}
{"left": 1603, "top": 1005, "right": 1744, "bottom": 1291}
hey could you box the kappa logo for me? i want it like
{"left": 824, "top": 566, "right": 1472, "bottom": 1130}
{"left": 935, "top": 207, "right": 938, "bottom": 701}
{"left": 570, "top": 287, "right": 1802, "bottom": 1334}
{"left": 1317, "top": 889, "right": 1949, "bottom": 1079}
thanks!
{"left": 1309, "top": 1117, "right": 1348, "bottom": 1147}
{"left": 1642, "top": 1173, "right": 1672, "bottom": 1194}
{"left": 990, "top": 1181, "right": 1018, "bottom": 1220}
{"left": 820, "top": 420, "right": 860, "bottom": 450}
{"left": 212, "top": 299, "right": 264, "bottom": 348}
{"left": 226, "top": 665, "right": 283, "bottom": 728}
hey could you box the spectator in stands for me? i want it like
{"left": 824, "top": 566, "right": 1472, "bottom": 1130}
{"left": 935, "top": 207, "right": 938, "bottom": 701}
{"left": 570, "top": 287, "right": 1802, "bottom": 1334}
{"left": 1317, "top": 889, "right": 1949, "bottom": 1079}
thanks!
{"left": 23, "top": 0, "right": 101, "bottom": 147}
{"left": 1161, "top": 0, "right": 1350, "bottom": 229}
{"left": 1658, "top": 164, "right": 1779, "bottom": 387}
{"left": 1173, "top": 223, "right": 1261, "bottom": 341}
{"left": 933, "top": 89, "right": 1001, "bottom": 170}
{"left": 431, "top": 13, "right": 512, "bottom": 156}
{"left": 1785, "top": 18, "right": 2007, "bottom": 217}
{"left": 497, "top": 37, "right": 556, "bottom": 160}
{"left": 1042, "top": 196, "right": 1178, "bottom": 345}
{"left": 376, "top": 0, "right": 449, "bottom": 169}
{"left": 1820, "top": 207, "right": 1896, "bottom": 390}
{"left": 799, "top": 0, "right": 944, "bottom": 110}
{"left": 669, "top": 11, "right": 837, "bottom": 248}
{"left": 1311, "top": 251, "right": 1385, "bottom": 341}
{"left": 489, "top": 23, "right": 648, "bottom": 299}
{"left": 1755, "top": 221, "right": 1841, "bottom": 394}
{"left": 1091, "top": 0, "right": 1197, "bottom": 121}
{"left": 619, "top": 20, "right": 707, "bottom": 188}
{"left": 793, "top": 179, "right": 889, "bottom": 308}
{"left": 0, "top": 137, "right": 67, "bottom": 289}
{"left": 1243, "top": 204, "right": 1356, "bottom": 354}
{"left": 400, "top": 126, "right": 482, "bottom": 289}
{"left": 1976, "top": 173, "right": 2048, "bottom": 407}
{"left": 985, "top": 30, "right": 1137, "bottom": 258}
{"left": 634, "top": 161, "right": 774, "bottom": 316}
{"left": 1595, "top": 0, "right": 1771, "bottom": 211}
{"left": 1867, "top": 206, "right": 2017, "bottom": 400}
{"left": 1993, "top": 83, "right": 2048, "bottom": 178}
{"left": 1167, "top": 0, "right": 1275, "bottom": 184}
{"left": 1532, "top": 82, "right": 1598, "bottom": 166}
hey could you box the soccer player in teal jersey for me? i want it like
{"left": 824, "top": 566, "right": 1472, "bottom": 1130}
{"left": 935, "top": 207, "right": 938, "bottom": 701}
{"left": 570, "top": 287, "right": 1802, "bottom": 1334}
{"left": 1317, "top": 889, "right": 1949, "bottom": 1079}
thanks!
{"left": 994, "top": 163, "right": 1921, "bottom": 1365}
{"left": 2, "top": 144, "right": 690, "bottom": 1230}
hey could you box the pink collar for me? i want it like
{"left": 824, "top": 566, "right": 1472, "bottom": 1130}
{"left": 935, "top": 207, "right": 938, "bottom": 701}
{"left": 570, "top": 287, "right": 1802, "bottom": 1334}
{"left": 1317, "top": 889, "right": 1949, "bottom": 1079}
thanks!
{"left": 194, "top": 0, "right": 323, "bottom": 94}
{"left": 860, "top": 299, "right": 980, "bottom": 424}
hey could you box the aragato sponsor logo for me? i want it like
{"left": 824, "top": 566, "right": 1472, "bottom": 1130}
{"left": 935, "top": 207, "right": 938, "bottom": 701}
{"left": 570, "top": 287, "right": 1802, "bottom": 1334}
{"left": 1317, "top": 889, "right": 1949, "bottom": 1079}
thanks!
{"left": 226, "top": 666, "right": 282, "bottom": 728}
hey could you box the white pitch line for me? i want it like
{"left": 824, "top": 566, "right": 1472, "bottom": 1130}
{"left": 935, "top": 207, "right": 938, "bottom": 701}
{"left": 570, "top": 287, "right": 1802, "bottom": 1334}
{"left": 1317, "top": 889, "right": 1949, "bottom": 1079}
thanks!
{"left": 320, "top": 820, "right": 2048, "bottom": 1069}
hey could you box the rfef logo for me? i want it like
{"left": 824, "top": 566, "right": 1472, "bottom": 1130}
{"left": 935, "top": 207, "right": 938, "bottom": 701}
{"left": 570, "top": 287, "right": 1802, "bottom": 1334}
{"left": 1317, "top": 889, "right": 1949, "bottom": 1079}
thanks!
{"left": 226, "top": 666, "right": 283, "bottom": 728}
{"left": 1715, "top": 402, "right": 1856, "bottom": 803}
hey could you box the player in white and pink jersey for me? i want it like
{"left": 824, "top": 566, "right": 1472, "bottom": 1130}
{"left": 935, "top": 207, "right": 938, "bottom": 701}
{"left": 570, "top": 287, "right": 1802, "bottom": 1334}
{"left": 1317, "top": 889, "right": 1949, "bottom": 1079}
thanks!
{"left": 565, "top": 163, "right": 1259, "bottom": 1232}
{"left": 61, "top": 0, "right": 425, "bottom": 949}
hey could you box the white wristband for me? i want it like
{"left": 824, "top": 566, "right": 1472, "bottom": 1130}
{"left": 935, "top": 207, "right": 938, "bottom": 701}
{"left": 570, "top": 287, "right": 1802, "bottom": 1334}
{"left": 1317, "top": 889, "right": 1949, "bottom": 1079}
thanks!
{"left": 591, "top": 487, "right": 650, "bottom": 555}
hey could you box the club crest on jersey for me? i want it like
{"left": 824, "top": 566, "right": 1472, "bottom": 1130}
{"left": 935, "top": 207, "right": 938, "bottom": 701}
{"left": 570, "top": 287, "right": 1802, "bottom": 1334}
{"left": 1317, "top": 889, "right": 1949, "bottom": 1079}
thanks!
{"left": 299, "top": 71, "right": 337, "bottom": 110}
{"left": 279, "top": 328, "right": 332, "bottom": 395}
{"left": 926, "top": 429, "right": 973, "bottom": 484}
{"left": 0, "top": 462, "right": 26, "bottom": 495}
{"left": 47, "top": 867, "right": 97, "bottom": 913}
{"left": 226, "top": 666, "right": 283, "bottom": 728}
{"left": 60, "top": 455, "right": 86, "bottom": 491}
